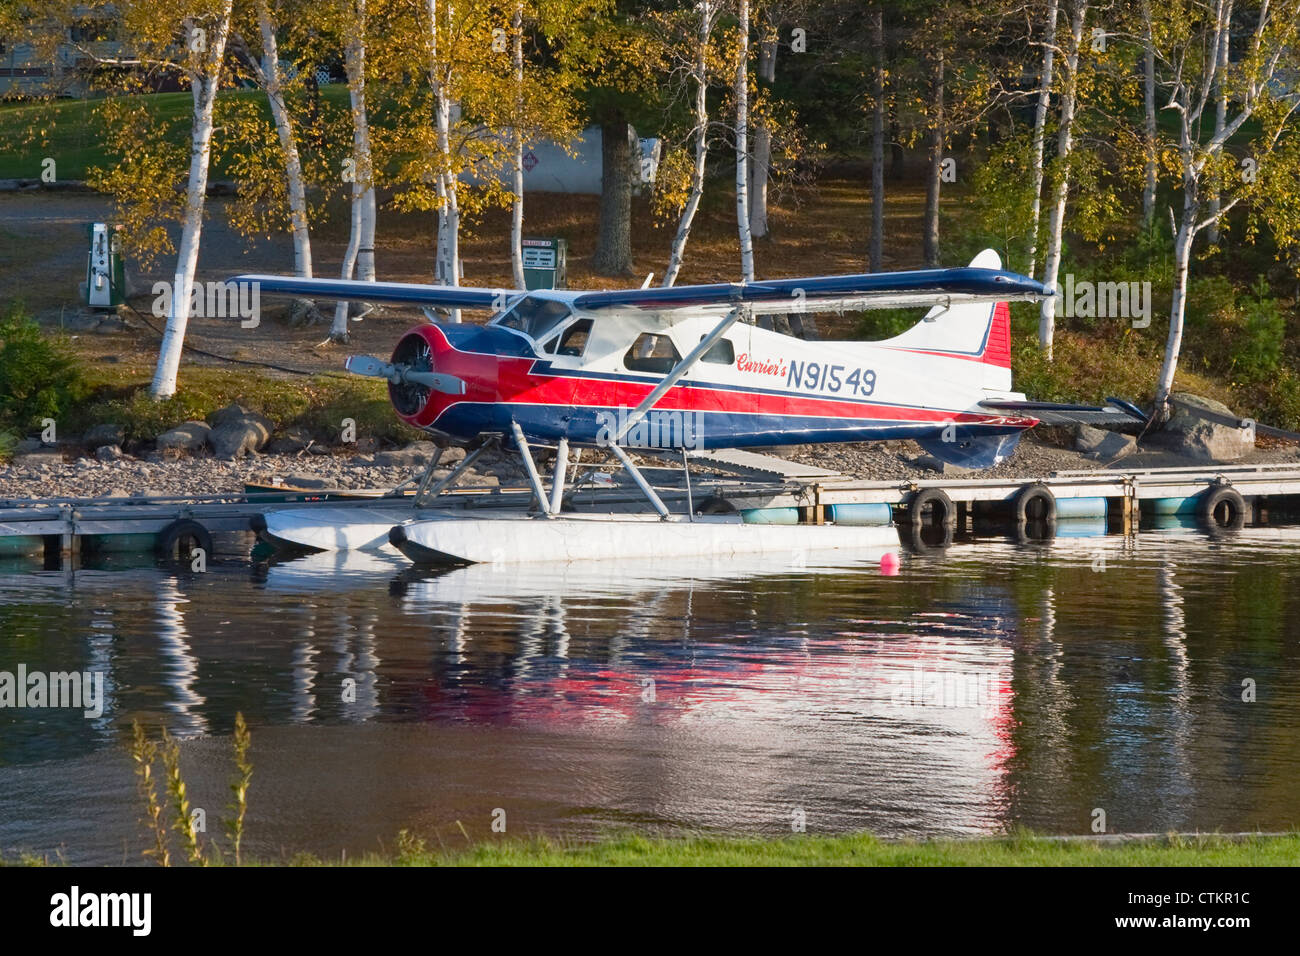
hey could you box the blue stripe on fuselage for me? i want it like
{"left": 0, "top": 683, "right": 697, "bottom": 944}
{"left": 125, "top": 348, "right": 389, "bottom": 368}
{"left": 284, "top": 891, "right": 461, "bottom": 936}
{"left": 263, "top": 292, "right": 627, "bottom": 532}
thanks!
{"left": 429, "top": 402, "right": 1022, "bottom": 451}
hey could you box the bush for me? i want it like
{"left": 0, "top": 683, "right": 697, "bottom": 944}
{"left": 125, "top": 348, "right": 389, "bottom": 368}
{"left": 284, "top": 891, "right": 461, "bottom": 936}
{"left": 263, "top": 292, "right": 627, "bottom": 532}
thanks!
{"left": 0, "top": 306, "right": 89, "bottom": 435}
{"left": 1230, "top": 277, "right": 1286, "bottom": 380}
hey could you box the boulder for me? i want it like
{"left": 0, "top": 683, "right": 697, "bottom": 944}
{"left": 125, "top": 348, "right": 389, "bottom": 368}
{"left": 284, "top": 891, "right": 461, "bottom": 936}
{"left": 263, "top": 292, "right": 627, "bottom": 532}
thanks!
{"left": 1074, "top": 424, "right": 1137, "bottom": 462}
{"left": 12, "top": 450, "right": 62, "bottom": 468}
{"left": 267, "top": 426, "right": 315, "bottom": 455}
{"left": 208, "top": 403, "right": 272, "bottom": 432}
{"left": 210, "top": 420, "right": 270, "bottom": 460}
{"left": 286, "top": 298, "right": 327, "bottom": 328}
{"left": 95, "top": 444, "right": 127, "bottom": 462}
{"left": 284, "top": 473, "right": 333, "bottom": 490}
{"left": 207, "top": 405, "right": 273, "bottom": 460}
{"left": 1162, "top": 393, "right": 1254, "bottom": 462}
{"left": 83, "top": 423, "right": 126, "bottom": 449}
{"left": 908, "top": 454, "right": 974, "bottom": 476}
{"left": 373, "top": 440, "right": 441, "bottom": 468}
{"left": 156, "top": 421, "right": 211, "bottom": 455}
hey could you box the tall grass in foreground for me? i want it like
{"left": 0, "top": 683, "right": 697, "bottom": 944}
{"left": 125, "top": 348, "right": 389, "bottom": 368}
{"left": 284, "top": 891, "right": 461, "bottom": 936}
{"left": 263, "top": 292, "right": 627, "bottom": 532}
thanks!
{"left": 129, "top": 714, "right": 253, "bottom": 866}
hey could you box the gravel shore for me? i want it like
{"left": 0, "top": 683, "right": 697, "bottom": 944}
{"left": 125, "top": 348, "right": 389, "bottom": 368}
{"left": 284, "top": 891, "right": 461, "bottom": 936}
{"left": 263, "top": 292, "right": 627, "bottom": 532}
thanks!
{"left": 0, "top": 451, "right": 506, "bottom": 501}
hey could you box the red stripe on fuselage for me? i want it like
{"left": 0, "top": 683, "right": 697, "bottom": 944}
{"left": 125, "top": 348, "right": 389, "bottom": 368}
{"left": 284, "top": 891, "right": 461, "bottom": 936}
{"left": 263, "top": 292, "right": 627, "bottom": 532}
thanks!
{"left": 398, "top": 324, "right": 1033, "bottom": 432}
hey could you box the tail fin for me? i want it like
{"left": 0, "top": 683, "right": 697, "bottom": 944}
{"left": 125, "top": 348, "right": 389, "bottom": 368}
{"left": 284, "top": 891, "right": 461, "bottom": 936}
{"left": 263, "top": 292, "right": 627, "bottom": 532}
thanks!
{"left": 879, "top": 248, "right": 1013, "bottom": 392}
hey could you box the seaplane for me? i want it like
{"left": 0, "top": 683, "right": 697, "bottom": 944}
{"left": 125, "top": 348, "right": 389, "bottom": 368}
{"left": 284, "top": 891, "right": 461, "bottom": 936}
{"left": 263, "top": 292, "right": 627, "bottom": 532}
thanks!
{"left": 236, "top": 249, "right": 1124, "bottom": 566}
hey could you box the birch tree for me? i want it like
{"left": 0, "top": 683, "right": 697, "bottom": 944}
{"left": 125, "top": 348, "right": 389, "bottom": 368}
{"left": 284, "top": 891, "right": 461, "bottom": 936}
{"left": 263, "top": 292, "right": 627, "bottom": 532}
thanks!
{"left": 510, "top": 0, "right": 526, "bottom": 289}
{"left": 224, "top": 0, "right": 317, "bottom": 278}
{"left": 735, "top": 0, "right": 755, "bottom": 281}
{"left": 1205, "top": 3, "right": 1233, "bottom": 245}
{"left": 1149, "top": 0, "right": 1300, "bottom": 416}
{"left": 661, "top": 0, "right": 721, "bottom": 287}
{"left": 747, "top": 14, "right": 777, "bottom": 239}
{"left": 1025, "top": 0, "right": 1059, "bottom": 278}
{"left": 1036, "top": 0, "right": 1087, "bottom": 360}
{"left": 251, "top": 0, "right": 312, "bottom": 277}
{"left": 330, "top": 0, "right": 376, "bottom": 342}
{"left": 147, "top": 1, "right": 235, "bottom": 399}
{"left": 1140, "top": 0, "right": 1157, "bottom": 228}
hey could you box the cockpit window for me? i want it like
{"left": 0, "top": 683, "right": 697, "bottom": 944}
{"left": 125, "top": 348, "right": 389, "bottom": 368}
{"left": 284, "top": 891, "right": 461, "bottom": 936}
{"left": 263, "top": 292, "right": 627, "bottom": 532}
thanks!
{"left": 554, "top": 319, "right": 593, "bottom": 356}
{"left": 624, "top": 332, "right": 681, "bottom": 373}
{"left": 494, "top": 296, "right": 573, "bottom": 343}
{"left": 701, "top": 336, "right": 734, "bottom": 363}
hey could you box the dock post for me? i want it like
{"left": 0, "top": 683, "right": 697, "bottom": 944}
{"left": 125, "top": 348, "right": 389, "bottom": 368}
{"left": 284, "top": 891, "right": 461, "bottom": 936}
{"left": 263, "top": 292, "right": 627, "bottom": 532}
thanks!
{"left": 59, "top": 505, "right": 79, "bottom": 567}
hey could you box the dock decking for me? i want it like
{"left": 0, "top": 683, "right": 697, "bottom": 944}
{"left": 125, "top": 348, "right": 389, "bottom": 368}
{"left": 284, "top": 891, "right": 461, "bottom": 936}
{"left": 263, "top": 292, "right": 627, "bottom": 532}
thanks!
{"left": 1, "top": 461, "right": 1298, "bottom": 563}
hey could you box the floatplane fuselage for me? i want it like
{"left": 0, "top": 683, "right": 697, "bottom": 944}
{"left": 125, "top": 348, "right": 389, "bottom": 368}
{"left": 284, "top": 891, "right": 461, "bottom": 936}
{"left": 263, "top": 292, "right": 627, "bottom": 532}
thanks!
{"left": 238, "top": 251, "right": 1120, "bottom": 562}
{"left": 240, "top": 249, "right": 1053, "bottom": 472}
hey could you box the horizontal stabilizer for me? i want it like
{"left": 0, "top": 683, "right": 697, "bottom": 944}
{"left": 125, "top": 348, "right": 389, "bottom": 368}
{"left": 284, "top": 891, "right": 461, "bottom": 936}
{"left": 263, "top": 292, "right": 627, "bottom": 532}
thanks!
{"left": 979, "top": 398, "right": 1147, "bottom": 427}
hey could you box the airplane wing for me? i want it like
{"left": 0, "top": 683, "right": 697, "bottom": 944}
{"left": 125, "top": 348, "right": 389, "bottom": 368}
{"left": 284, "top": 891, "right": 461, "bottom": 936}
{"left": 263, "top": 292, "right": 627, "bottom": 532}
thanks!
{"left": 232, "top": 275, "right": 521, "bottom": 311}
{"left": 573, "top": 266, "right": 1052, "bottom": 318}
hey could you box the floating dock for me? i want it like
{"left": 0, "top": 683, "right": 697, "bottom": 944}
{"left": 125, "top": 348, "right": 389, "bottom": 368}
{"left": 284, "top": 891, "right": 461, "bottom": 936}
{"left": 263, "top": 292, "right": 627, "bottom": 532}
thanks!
{"left": 1, "top": 461, "right": 1298, "bottom": 564}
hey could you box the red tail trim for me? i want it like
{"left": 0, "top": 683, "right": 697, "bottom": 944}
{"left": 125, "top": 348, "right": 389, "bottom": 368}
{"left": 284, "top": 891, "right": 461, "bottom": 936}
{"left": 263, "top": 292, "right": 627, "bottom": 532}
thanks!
{"left": 982, "top": 302, "right": 1011, "bottom": 368}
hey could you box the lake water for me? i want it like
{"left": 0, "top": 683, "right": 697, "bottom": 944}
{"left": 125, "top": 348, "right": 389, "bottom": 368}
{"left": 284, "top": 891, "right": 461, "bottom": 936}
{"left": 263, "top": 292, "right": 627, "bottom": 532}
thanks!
{"left": 1, "top": 524, "right": 1298, "bottom": 864}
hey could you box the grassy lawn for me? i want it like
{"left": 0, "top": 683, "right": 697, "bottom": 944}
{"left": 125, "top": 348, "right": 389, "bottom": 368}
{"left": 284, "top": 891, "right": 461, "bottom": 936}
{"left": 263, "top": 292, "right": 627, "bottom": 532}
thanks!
{"left": 8, "top": 831, "right": 1295, "bottom": 867}
{"left": 0, "top": 87, "right": 350, "bottom": 181}
{"left": 297, "top": 831, "right": 1300, "bottom": 867}
{"left": 65, "top": 361, "right": 421, "bottom": 445}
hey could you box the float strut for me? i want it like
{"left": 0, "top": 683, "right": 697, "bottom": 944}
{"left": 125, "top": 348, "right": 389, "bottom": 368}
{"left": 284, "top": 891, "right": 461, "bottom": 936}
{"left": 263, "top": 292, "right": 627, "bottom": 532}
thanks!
{"left": 549, "top": 438, "right": 569, "bottom": 515}
{"left": 510, "top": 421, "right": 553, "bottom": 515}
{"left": 607, "top": 443, "right": 670, "bottom": 519}
{"left": 413, "top": 438, "right": 496, "bottom": 507}
{"left": 682, "top": 448, "right": 694, "bottom": 522}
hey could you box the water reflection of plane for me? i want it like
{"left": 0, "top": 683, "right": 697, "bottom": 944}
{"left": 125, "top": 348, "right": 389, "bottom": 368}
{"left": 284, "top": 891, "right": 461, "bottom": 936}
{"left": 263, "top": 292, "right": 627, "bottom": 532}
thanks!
{"left": 260, "top": 544, "right": 899, "bottom": 602}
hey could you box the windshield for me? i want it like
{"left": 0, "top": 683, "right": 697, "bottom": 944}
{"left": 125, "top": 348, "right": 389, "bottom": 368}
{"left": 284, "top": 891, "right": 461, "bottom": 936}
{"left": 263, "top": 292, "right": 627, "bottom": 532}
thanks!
{"left": 493, "top": 296, "right": 573, "bottom": 342}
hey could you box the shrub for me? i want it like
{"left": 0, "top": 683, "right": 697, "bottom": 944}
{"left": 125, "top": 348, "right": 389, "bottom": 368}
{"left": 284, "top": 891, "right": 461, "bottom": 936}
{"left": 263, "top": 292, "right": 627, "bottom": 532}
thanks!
{"left": 1229, "top": 277, "right": 1286, "bottom": 380}
{"left": 0, "top": 306, "right": 89, "bottom": 435}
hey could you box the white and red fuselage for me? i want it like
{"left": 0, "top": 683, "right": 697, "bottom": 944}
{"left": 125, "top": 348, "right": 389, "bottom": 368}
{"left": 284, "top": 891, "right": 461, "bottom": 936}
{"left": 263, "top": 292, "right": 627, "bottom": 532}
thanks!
{"left": 385, "top": 291, "right": 1036, "bottom": 466}
{"left": 240, "top": 249, "right": 1048, "bottom": 468}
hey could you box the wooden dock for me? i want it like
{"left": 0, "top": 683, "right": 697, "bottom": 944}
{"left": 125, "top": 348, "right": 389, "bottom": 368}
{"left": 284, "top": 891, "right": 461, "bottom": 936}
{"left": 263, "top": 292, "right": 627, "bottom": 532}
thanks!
{"left": 1, "top": 461, "right": 1298, "bottom": 563}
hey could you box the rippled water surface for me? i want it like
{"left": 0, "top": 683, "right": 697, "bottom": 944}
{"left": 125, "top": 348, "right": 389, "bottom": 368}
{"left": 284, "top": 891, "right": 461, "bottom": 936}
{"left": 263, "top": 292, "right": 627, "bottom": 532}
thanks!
{"left": 1, "top": 525, "right": 1298, "bottom": 864}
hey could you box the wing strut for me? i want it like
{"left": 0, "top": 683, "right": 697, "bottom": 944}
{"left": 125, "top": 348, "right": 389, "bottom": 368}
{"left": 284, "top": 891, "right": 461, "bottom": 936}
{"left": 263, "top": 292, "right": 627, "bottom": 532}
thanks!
{"left": 613, "top": 306, "right": 746, "bottom": 445}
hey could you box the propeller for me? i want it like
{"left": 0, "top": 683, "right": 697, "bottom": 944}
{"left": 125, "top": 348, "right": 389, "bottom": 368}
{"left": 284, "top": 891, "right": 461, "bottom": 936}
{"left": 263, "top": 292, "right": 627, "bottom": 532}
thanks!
{"left": 344, "top": 354, "right": 467, "bottom": 395}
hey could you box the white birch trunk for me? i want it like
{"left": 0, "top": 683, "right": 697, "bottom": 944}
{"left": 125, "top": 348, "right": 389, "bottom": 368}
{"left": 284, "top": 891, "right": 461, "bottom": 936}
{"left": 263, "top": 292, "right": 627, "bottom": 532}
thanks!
{"left": 663, "top": 0, "right": 714, "bottom": 288}
{"left": 332, "top": 6, "right": 373, "bottom": 342}
{"left": 1207, "top": 6, "right": 1232, "bottom": 244}
{"left": 256, "top": 0, "right": 312, "bottom": 277}
{"left": 429, "top": 0, "right": 461, "bottom": 320}
{"left": 150, "top": 5, "right": 233, "bottom": 400}
{"left": 1155, "top": 193, "right": 1198, "bottom": 411}
{"left": 748, "top": 37, "right": 776, "bottom": 239}
{"left": 1026, "top": 0, "right": 1059, "bottom": 278}
{"left": 510, "top": 1, "right": 525, "bottom": 289}
{"left": 734, "top": 0, "right": 754, "bottom": 282}
{"left": 1038, "top": 0, "right": 1087, "bottom": 360}
{"left": 1154, "top": 0, "right": 1291, "bottom": 414}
